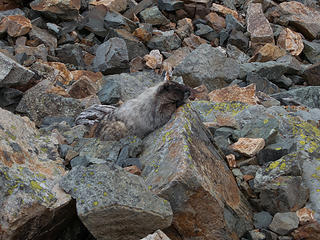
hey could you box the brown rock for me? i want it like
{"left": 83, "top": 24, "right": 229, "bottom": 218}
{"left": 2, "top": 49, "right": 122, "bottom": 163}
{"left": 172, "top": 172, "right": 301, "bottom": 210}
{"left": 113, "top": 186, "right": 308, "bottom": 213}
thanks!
{"left": 230, "top": 138, "right": 265, "bottom": 157}
{"left": 249, "top": 43, "right": 286, "bottom": 62}
{"left": 208, "top": 84, "right": 259, "bottom": 105}
{"left": 303, "top": 63, "right": 320, "bottom": 86}
{"left": 130, "top": 56, "right": 145, "bottom": 73}
{"left": 205, "top": 12, "right": 226, "bottom": 32}
{"left": 162, "top": 47, "right": 191, "bottom": 73}
{"left": 144, "top": 50, "right": 163, "bottom": 69}
{"left": 124, "top": 165, "right": 142, "bottom": 176}
{"left": 44, "top": 62, "right": 73, "bottom": 86}
{"left": 211, "top": 3, "right": 244, "bottom": 24}
{"left": 226, "top": 154, "right": 237, "bottom": 168}
{"left": 68, "top": 76, "right": 97, "bottom": 99}
{"left": 292, "top": 222, "right": 320, "bottom": 240}
{"left": 247, "top": 3, "right": 274, "bottom": 51}
{"left": 133, "top": 27, "right": 152, "bottom": 43}
{"left": 192, "top": 84, "right": 209, "bottom": 101}
{"left": 0, "top": 15, "right": 32, "bottom": 37}
{"left": 296, "top": 208, "right": 315, "bottom": 225}
{"left": 28, "top": 25, "right": 57, "bottom": 50}
{"left": 90, "top": 0, "right": 127, "bottom": 13}
{"left": 175, "top": 18, "right": 193, "bottom": 40}
{"left": 243, "top": 175, "right": 254, "bottom": 182}
{"left": 277, "top": 28, "right": 304, "bottom": 56}
{"left": 0, "top": 0, "right": 20, "bottom": 10}
{"left": 182, "top": 34, "right": 207, "bottom": 49}
{"left": 279, "top": 2, "right": 320, "bottom": 40}
{"left": 71, "top": 70, "right": 103, "bottom": 87}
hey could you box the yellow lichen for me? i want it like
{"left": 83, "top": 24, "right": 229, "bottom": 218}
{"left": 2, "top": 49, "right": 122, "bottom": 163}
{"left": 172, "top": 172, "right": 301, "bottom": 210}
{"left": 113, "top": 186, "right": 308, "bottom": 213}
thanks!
{"left": 30, "top": 180, "right": 43, "bottom": 190}
{"left": 93, "top": 201, "right": 98, "bottom": 206}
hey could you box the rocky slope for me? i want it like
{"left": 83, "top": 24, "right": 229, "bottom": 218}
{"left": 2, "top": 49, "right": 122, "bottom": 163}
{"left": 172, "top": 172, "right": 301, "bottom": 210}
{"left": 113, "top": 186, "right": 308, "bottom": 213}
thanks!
{"left": 0, "top": 0, "right": 320, "bottom": 239}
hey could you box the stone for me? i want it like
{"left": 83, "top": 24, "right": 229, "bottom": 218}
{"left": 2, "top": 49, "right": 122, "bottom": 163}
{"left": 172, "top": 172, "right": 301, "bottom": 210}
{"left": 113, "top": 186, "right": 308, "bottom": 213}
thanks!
{"left": 67, "top": 76, "right": 97, "bottom": 99}
{"left": 194, "top": 23, "right": 218, "bottom": 42}
{"left": 228, "top": 29, "right": 249, "bottom": 52}
{"left": 83, "top": 4, "right": 109, "bottom": 37}
{"left": 226, "top": 44, "right": 250, "bottom": 64}
{"left": 104, "top": 10, "right": 137, "bottom": 32}
{"left": 247, "top": 3, "right": 274, "bottom": 50}
{"left": 28, "top": 25, "right": 57, "bottom": 51}
{"left": 182, "top": 34, "right": 207, "bottom": 50}
{"left": 55, "top": 44, "right": 85, "bottom": 68}
{"left": 269, "top": 212, "right": 299, "bottom": 236}
{"left": 0, "top": 108, "right": 71, "bottom": 240}
{"left": 226, "top": 154, "right": 236, "bottom": 168}
{"left": 0, "top": 52, "right": 34, "bottom": 88}
{"left": 92, "top": 37, "right": 129, "bottom": 74}
{"left": 292, "top": 222, "right": 320, "bottom": 240}
{"left": 246, "top": 72, "right": 280, "bottom": 95}
{"left": 205, "top": 12, "right": 226, "bottom": 32}
{"left": 173, "top": 44, "right": 240, "bottom": 91}
{"left": 0, "top": 8, "right": 25, "bottom": 20}
{"left": 230, "top": 138, "right": 265, "bottom": 157}
{"left": 144, "top": 50, "right": 163, "bottom": 69}
{"left": 139, "top": 104, "right": 253, "bottom": 239}
{"left": 296, "top": 207, "right": 315, "bottom": 225}
{"left": 141, "top": 230, "right": 171, "bottom": 240}
{"left": 0, "top": 87, "right": 23, "bottom": 111}
{"left": 302, "top": 40, "right": 320, "bottom": 64}
{"left": 303, "top": 63, "right": 320, "bottom": 86}
{"left": 277, "top": 28, "right": 304, "bottom": 56}
{"left": 253, "top": 211, "right": 273, "bottom": 229}
{"left": 279, "top": 2, "right": 320, "bottom": 40}
{"left": 147, "top": 30, "right": 181, "bottom": 52}
{"left": 15, "top": 43, "right": 48, "bottom": 63}
{"left": 133, "top": 23, "right": 153, "bottom": 42}
{"left": 175, "top": 18, "right": 193, "bottom": 40}
{"left": 211, "top": 3, "right": 243, "bottom": 23}
{"left": 140, "top": 6, "right": 169, "bottom": 26}
{"left": 249, "top": 43, "right": 286, "bottom": 63}
{"left": 158, "top": 0, "right": 183, "bottom": 12}
{"left": 208, "top": 84, "right": 259, "bottom": 105}
{"left": 0, "top": 15, "right": 32, "bottom": 37}
{"left": 30, "top": 0, "right": 81, "bottom": 20}
{"left": 162, "top": 47, "right": 191, "bottom": 73}
{"left": 89, "top": 0, "right": 127, "bottom": 13}
{"left": 60, "top": 164, "right": 173, "bottom": 240}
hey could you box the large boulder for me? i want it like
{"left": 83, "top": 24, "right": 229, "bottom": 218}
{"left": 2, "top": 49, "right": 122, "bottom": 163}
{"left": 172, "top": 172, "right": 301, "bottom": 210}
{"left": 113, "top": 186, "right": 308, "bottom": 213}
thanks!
{"left": 0, "top": 108, "right": 71, "bottom": 239}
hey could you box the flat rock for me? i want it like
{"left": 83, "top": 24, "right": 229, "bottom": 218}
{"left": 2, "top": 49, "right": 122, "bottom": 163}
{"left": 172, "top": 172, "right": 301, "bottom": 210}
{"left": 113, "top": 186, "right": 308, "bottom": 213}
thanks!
{"left": 90, "top": 0, "right": 127, "bottom": 13}
{"left": 303, "top": 63, "right": 320, "bottom": 86}
{"left": 211, "top": 3, "right": 243, "bottom": 23}
{"left": 230, "top": 138, "right": 265, "bottom": 157}
{"left": 173, "top": 44, "right": 240, "bottom": 91}
{"left": 60, "top": 164, "right": 173, "bottom": 240}
{"left": 0, "top": 108, "right": 71, "bottom": 240}
{"left": 302, "top": 40, "right": 320, "bottom": 64}
{"left": 0, "top": 15, "right": 32, "bottom": 37}
{"left": 249, "top": 43, "right": 286, "bottom": 63}
{"left": 29, "top": 25, "right": 57, "bottom": 51}
{"left": 277, "top": 28, "right": 304, "bottom": 56}
{"left": 253, "top": 211, "right": 273, "bottom": 229}
{"left": 147, "top": 30, "right": 181, "bottom": 52}
{"left": 269, "top": 212, "right": 299, "bottom": 236}
{"left": 205, "top": 12, "right": 225, "bottom": 32}
{"left": 140, "top": 6, "right": 169, "bottom": 26}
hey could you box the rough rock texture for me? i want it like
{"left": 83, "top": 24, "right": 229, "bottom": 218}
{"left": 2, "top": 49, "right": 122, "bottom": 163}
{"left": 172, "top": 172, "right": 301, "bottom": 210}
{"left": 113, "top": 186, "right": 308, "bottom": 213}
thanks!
{"left": 0, "top": 108, "right": 71, "bottom": 240}
{"left": 173, "top": 44, "right": 240, "bottom": 91}
{"left": 0, "top": 15, "right": 32, "bottom": 37}
{"left": 60, "top": 164, "right": 173, "bottom": 240}
{"left": 277, "top": 28, "right": 304, "bottom": 56}
{"left": 140, "top": 103, "right": 253, "bottom": 240}
{"left": 230, "top": 138, "right": 265, "bottom": 157}
{"left": 90, "top": 0, "right": 127, "bottom": 13}
{"left": 250, "top": 43, "right": 286, "bottom": 62}
{"left": 303, "top": 63, "right": 320, "bottom": 86}
{"left": 302, "top": 40, "right": 320, "bottom": 64}
{"left": 269, "top": 212, "right": 299, "bottom": 236}
{"left": 141, "top": 230, "right": 171, "bottom": 240}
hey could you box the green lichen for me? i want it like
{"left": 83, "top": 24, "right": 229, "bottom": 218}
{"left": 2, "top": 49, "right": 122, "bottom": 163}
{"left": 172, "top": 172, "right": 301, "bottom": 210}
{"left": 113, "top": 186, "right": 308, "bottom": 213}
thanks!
{"left": 162, "top": 130, "right": 173, "bottom": 143}
{"left": 93, "top": 201, "right": 98, "bottom": 206}
{"left": 30, "top": 180, "right": 43, "bottom": 190}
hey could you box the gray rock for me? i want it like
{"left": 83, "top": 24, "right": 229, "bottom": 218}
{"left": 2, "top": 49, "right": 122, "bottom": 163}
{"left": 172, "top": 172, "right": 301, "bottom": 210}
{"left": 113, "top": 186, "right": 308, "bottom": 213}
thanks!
{"left": 303, "top": 40, "right": 320, "bottom": 64}
{"left": 139, "top": 6, "right": 169, "bottom": 25}
{"left": 195, "top": 24, "right": 218, "bottom": 42}
{"left": 60, "top": 164, "right": 173, "bottom": 240}
{"left": 29, "top": 25, "right": 57, "bottom": 51}
{"left": 228, "top": 29, "right": 249, "bottom": 52}
{"left": 158, "top": 0, "right": 184, "bottom": 11}
{"left": 173, "top": 44, "right": 240, "bottom": 91}
{"left": 104, "top": 10, "right": 137, "bottom": 32}
{"left": 226, "top": 14, "right": 245, "bottom": 32}
{"left": 226, "top": 44, "right": 250, "bottom": 64}
{"left": 246, "top": 72, "right": 280, "bottom": 95}
{"left": 246, "top": 230, "right": 266, "bottom": 240}
{"left": 0, "top": 52, "right": 34, "bottom": 88}
{"left": 147, "top": 30, "right": 181, "bottom": 52}
{"left": 83, "top": 5, "right": 109, "bottom": 37}
{"left": 97, "top": 79, "right": 121, "bottom": 104}
{"left": 269, "top": 212, "right": 299, "bottom": 236}
{"left": 0, "top": 87, "right": 23, "bottom": 112}
{"left": 55, "top": 44, "right": 85, "bottom": 68}
{"left": 253, "top": 211, "right": 273, "bottom": 229}
{"left": 0, "top": 8, "right": 25, "bottom": 20}
{"left": 92, "top": 37, "right": 129, "bottom": 74}
{"left": 240, "top": 165, "right": 260, "bottom": 177}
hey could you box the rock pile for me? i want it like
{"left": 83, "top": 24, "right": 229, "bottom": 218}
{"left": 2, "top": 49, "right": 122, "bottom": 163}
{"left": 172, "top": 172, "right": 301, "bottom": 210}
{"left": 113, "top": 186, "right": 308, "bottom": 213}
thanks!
{"left": 1, "top": 0, "right": 320, "bottom": 239}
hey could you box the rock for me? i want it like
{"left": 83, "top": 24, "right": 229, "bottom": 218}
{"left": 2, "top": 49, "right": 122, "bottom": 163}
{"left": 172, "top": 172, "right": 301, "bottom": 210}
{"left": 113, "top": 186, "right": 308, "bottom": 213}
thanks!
{"left": 144, "top": 50, "right": 163, "bottom": 69}
{"left": 104, "top": 10, "right": 137, "bottom": 32}
{"left": 139, "top": 104, "right": 253, "bottom": 239}
{"left": 249, "top": 43, "right": 286, "bottom": 63}
{"left": 246, "top": 72, "right": 280, "bottom": 95}
{"left": 246, "top": 3, "right": 274, "bottom": 51}
{"left": 0, "top": 52, "right": 34, "bottom": 88}
{"left": 303, "top": 63, "right": 320, "bottom": 86}
{"left": 175, "top": 17, "right": 193, "bottom": 40}
{"left": 302, "top": 40, "right": 320, "bottom": 64}
{"left": 230, "top": 138, "right": 265, "bottom": 157}
{"left": 158, "top": 0, "right": 183, "bottom": 12}
{"left": 205, "top": 12, "right": 226, "bottom": 32}
{"left": 253, "top": 211, "right": 273, "bottom": 229}
{"left": 292, "top": 221, "right": 320, "bottom": 240}
{"left": 226, "top": 14, "right": 245, "bottom": 32}
{"left": 296, "top": 207, "right": 315, "bottom": 225}
{"left": 60, "top": 164, "right": 173, "bottom": 240}
{"left": 226, "top": 44, "right": 250, "bottom": 64}
{"left": 0, "top": 8, "right": 25, "bottom": 20}
{"left": 141, "top": 230, "right": 171, "bottom": 240}
{"left": 133, "top": 23, "right": 153, "bottom": 42}
{"left": 277, "top": 28, "right": 304, "bottom": 56}
{"left": 30, "top": 0, "right": 81, "bottom": 20}
{"left": 208, "top": 84, "right": 259, "bottom": 105}
{"left": 269, "top": 212, "right": 299, "bottom": 236}
{"left": 28, "top": 25, "right": 57, "bottom": 51}
{"left": 147, "top": 30, "right": 181, "bottom": 52}
{"left": 246, "top": 230, "right": 267, "bottom": 240}
{"left": 228, "top": 29, "right": 249, "bottom": 52}
{"left": 90, "top": 0, "right": 127, "bottom": 13}
{"left": 194, "top": 23, "right": 218, "bottom": 42}
{"left": 140, "top": 6, "right": 169, "bottom": 25}
{"left": 279, "top": 2, "right": 320, "bottom": 40}
{"left": 83, "top": 4, "right": 109, "bottom": 37}
{"left": 211, "top": 3, "right": 243, "bottom": 23}
{"left": 15, "top": 43, "right": 48, "bottom": 63}
{"left": 92, "top": 37, "right": 129, "bottom": 74}
{"left": 0, "top": 15, "right": 32, "bottom": 37}
{"left": 182, "top": 33, "right": 207, "bottom": 50}
{"left": 173, "top": 44, "right": 240, "bottom": 91}
{"left": 68, "top": 76, "right": 97, "bottom": 99}
{"left": 55, "top": 44, "right": 85, "bottom": 68}
{"left": 0, "top": 87, "right": 23, "bottom": 111}
{"left": 0, "top": 108, "right": 71, "bottom": 240}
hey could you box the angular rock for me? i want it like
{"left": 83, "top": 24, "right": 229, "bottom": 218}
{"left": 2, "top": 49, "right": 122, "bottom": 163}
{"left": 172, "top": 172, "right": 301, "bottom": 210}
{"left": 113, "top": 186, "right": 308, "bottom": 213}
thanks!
{"left": 140, "top": 104, "right": 253, "bottom": 239}
{"left": 90, "top": 0, "right": 127, "bottom": 13}
{"left": 60, "top": 164, "right": 173, "bottom": 240}
{"left": 249, "top": 43, "right": 286, "bottom": 63}
{"left": 292, "top": 222, "right": 320, "bottom": 240}
{"left": 0, "top": 52, "right": 34, "bottom": 88}
{"left": 28, "top": 25, "right": 57, "bottom": 51}
{"left": 246, "top": 72, "right": 280, "bottom": 95}
{"left": 302, "top": 40, "right": 320, "bottom": 64}
{"left": 247, "top": 3, "right": 274, "bottom": 50}
{"left": 92, "top": 37, "right": 129, "bottom": 74}
{"left": 158, "top": 0, "right": 184, "bottom": 12}
{"left": 144, "top": 49, "right": 163, "bottom": 69}
{"left": 0, "top": 108, "right": 71, "bottom": 240}
{"left": 205, "top": 12, "right": 226, "bottom": 32}
{"left": 194, "top": 23, "right": 218, "bottom": 42}
{"left": 269, "top": 212, "right": 299, "bottom": 236}
{"left": 230, "top": 138, "right": 265, "bottom": 157}
{"left": 0, "top": 15, "right": 32, "bottom": 37}
{"left": 211, "top": 3, "right": 243, "bottom": 23}
{"left": 55, "top": 44, "right": 85, "bottom": 68}
{"left": 208, "top": 84, "right": 259, "bottom": 105}
{"left": 303, "top": 63, "right": 320, "bottom": 86}
{"left": 140, "top": 6, "right": 169, "bottom": 26}
{"left": 253, "top": 211, "right": 273, "bottom": 229}
{"left": 173, "top": 44, "right": 240, "bottom": 91}
{"left": 228, "top": 29, "right": 249, "bottom": 52}
{"left": 277, "top": 28, "right": 304, "bottom": 56}
{"left": 141, "top": 230, "right": 171, "bottom": 240}
{"left": 147, "top": 30, "right": 181, "bottom": 52}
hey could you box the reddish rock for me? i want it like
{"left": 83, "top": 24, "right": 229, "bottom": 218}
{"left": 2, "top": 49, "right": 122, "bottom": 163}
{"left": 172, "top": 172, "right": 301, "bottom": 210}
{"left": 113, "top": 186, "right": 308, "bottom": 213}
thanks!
{"left": 192, "top": 84, "right": 209, "bottom": 101}
{"left": 205, "top": 12, "right": 226, "bottom": 32}
{"left": 68, "top": 76, "right": 97, "bottom": 99}
{"left": 71, "top": 70, "right": 103, "bottom": 86}
{"left": 0, "top": 15, "right": 32, "bottom": 37}
{"left": 231, "top": 138, "right": 265, "bottom": 157}
{"left": 208, "top": 84, "right": 259, "bottom": 105}
{"left": 247, "top": 3, "right": 274, "bottom": 51}
{"left": 124, "top": 165, "right": 142, "bottom": 176}
{"left": 211, "top": 3, "right": 244, "bottom": 23}
{"left": 243, "top": 175, "right": 254, "bottom": 182}
{"left": 133, "top": 27, "right": 152, "bottom": 43}
{"left": 292, "top": 222, "right": 320, "bottom": 240}
{"left": 249, "top": 43, "right": 286, "bottom": 62}
{"left": 279, "top": 2, "right": 320, "bottom": 40}
{"left": 144, "top": 50, "right": 163, "bottom": 69}
{"left": 277, "top": 28, "right": 304, "bottom": 56}
{"left": 44, "top": 62, "right": 73, "bottom": 86}
{"left": 303, "top": 63, "right": 320, "bottom": 86}
{"left": 226, "top": 154, "right": 237, "bottom": 169}
{"left": 182, "top": 33, "right": 207, "bottom": 49}
{"left": 296, "top": 208, "right": 315, "bottom": 225}
{"left": 90, "top": 0, "right": 127, "bottom": 13}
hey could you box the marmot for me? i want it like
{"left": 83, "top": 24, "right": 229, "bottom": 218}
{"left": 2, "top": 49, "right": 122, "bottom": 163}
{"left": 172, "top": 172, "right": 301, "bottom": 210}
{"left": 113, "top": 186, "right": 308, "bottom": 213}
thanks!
{"left": 76, "top": 81, "right": 192, "bottom": 141}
